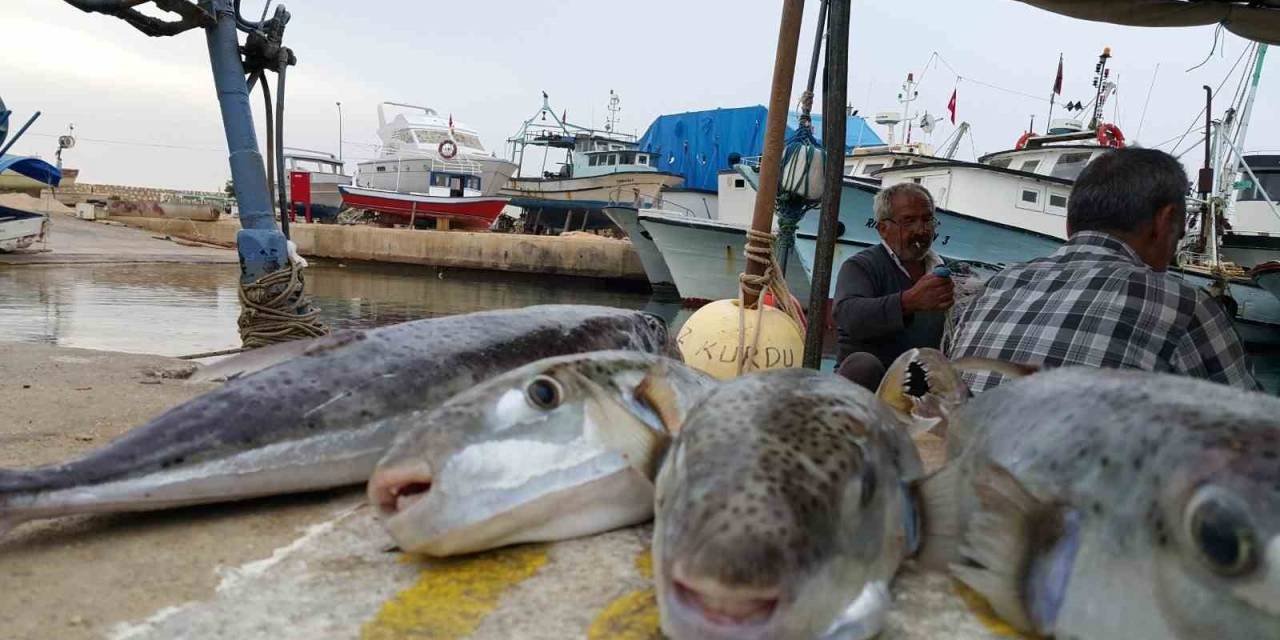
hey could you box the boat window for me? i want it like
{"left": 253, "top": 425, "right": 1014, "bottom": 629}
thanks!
{"left": 734, "top": 178, "right": 746, "bottom": 189}
{"left": 611, "top": 144, "right": 624, "bottom": 151}
{"left": 431, "top": 174, "right": 450, "bottom": 187}
{"left": 1049, "top": 152, "right": 1093, "bottom": 180}
{"left": 1021, "top": 189, "right": 1039, "bottom": 204}
{"left": 637, "top": 154, "right": 648, "bottom": 166}
{"left": 620, "top": 152, "right": 635, "bottom": 165}
{"left": 393, "top": 130, "right": 416, "bottom": 144}
{"left": 892, "top": 158, "right": 909, "bottom": 167}
{"left": 1049, "top": 193, "right": 1068, "bottom": 209}
{"left": 467, "top": 176, "right": 481, "bottom": 190}
{"left": 1020, "top": 160, "right": 1041, "bottom": 173}
{"left": 988, "top": 157, "right": 1012, "bottom": 169}
{"left": 456, "top": 132, "right": 483, "bottom": 149}
{"left": 608, "top": 154, "right": 618, "bottom": 166}
{"left": 376, "top": 165, "right": 387, "bottom": 172}
{"left": 588, "top": 155, "right": 599, "bottom": 167}
{"left": 415, "top": 130, "right": 447, "bottom": 144}
{"left": 1237, "top": 172, "right": 1280, "bottom": 201}
{"left": 863, "top": 163, "right": 885, "bottom": 175}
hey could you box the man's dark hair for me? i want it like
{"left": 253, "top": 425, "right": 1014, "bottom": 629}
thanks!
{"left": 1067, "top": 147, "right": 1188, "bottom": 234}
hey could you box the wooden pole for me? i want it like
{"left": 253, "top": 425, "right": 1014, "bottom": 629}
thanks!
{"left": 742, "top": 0, "right": 807, "bottom": 308}
{"left": 803, "top": 0, "right": 849, "bottom": 369}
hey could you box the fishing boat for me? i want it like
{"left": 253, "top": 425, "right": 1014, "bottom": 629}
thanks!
{"left": 355, "top": 102, "right": 517, "bottom": 199}
{"left": 337, "top": 184, "right": 507, "bottom": 230}
{"left": 502, "top": 92, "right": 683, "bottom": 233}
{"left": 282, "top": 148, "right": 350, "bottom": 223}
{"left": 1222, "top": 154, "right": 1280, "bottom": 268}
{"left": 0, "top": 153, "right": 61, "bottom": 252}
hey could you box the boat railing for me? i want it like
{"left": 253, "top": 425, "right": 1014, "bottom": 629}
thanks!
{"left": 385, "top": 149, "right": 484, "bottom": 176}
{"left": 738, "top": 155, "right": 763, "bottom": 169}
{"left": 1177, "top": 250, "right": 1251, "bottom": 280}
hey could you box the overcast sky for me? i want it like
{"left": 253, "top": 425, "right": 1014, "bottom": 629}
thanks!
{"left": 2, "top": 0, "right": 1275, "bottom": 191}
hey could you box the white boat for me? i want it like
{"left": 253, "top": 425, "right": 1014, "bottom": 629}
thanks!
{"left": 0, "top": 204, "right": 47, "bottom": 252}
{"left": 1222, "top": 154, "right": 1280, "bottom": 268}
{"left": 502, "top": 93, "right": 683, "bottom": 232}
{"left": 355, "top": 102, "right": 517, "bottom": 199}
{"left": 282, "top": 148, "right": 350, "bottom": 222}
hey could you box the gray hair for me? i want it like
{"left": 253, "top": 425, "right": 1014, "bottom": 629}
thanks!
{"left": 1068, "top": 148, "right": 1188, "bottom": 233}
{"left": 874, "top": 182, "right": 935, "bottom": 222}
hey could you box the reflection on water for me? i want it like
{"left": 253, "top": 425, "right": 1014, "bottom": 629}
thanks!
{"left": 0, "top": 261, "right": 1273, "bottom": 392}
{"left": 0, "top": 262, "right": 654, "bottom": 358}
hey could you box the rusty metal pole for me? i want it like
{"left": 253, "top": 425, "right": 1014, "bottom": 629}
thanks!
{"left": 742, "top": 0, "right": 807, "bottom": 308}
{"left": 802, "top": 0, "right": 848, "bottom": 369}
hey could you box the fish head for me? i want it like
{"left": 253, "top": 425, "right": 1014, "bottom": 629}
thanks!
{"left": 655, "top": 371, "right": 918, "bottom": 640}
{"left": 876, "top": 347, "right": 970, "bottom": 436}
{"left": 1151, "top": 428, "right": 1280, "bottom": 638}
{"left": 369, "top": 350, "right": 714, "bottom": 556}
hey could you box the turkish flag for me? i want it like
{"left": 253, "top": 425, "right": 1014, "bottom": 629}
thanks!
{"left": 947, "top": 89, "right": 957, "bottom": 124}
{"left": 1053, "top": 54, "right": 1064, "bottom": 95}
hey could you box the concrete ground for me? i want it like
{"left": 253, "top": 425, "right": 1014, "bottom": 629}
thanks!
{"left": 0, "top": 341, "right": 1008, "bottom": 640}
{"left": 0, "top": 210, "right": 236, "bottom": 265}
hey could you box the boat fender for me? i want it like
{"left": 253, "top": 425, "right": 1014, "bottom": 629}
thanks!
{"left": 1096, "top": 123, "right": 1126, "bottom": 148}
{"left": 438, "top": 139, "right": 458, "bottom": 160}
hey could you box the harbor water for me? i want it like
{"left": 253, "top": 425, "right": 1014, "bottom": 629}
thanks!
{"left": 0, "top": 260, "right": 1275, "bottom": 392}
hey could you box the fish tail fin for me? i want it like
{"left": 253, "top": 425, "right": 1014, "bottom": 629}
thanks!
{"left": 913, "top": 463, "right": 964, "bottom": 571}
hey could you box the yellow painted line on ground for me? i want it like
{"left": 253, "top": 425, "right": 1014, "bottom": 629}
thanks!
{"left": 587, "top": 549, "right": 661, "bottom": 640}
{"left": 951, "top": 580, "right": 1039, "bottom": 639}
{"left": 362, "top": 545, "right": 549, "bottom": 640}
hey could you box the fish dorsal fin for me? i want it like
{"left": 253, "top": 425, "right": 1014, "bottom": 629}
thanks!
{"left": 951, "top": 358, "right": 1039, "bottom": 380}
{"left": 946, "top": 463, "right": 1072, "bottom": 636}
{"left": 635, "top": 363, "right": 686, "bottom": 436}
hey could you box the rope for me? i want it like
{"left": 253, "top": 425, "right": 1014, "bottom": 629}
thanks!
{"left": 736, "top": 229, "right": 807, "bottom": 376}
{"left": 237, "top": 257, "right": 328, "bottom": 349}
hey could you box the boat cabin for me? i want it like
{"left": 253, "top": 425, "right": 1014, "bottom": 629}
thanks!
{"left": 843, "top": 142, "right": 938, "bottom": 181}
{"left": 1233, "top": 155, "right": 1280, "bottom": 237}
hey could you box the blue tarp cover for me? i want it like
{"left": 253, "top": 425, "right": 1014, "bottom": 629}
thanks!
{"left": 0, "top": 154, "right": 62, "bottom": 186}
{"left": 637, "top": 105, "right": 883, "bottom": 192}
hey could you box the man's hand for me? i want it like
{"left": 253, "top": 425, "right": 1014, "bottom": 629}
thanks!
{"left": 901, "top": 273, "right": 955, "bottom": 313}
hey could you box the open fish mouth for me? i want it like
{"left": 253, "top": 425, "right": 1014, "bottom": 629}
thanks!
{"left": 672, "top": 579, "right": 779, "bottom": 626}
{"left": 367, "top": 462, "right": 433, "bottom": 518}
{"left": 903, "top": 358, "right": 932, "bottom": 398}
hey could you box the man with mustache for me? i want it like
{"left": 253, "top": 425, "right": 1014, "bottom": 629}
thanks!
{"left": 833, "top": 182, "right": 953, "bottom": 389}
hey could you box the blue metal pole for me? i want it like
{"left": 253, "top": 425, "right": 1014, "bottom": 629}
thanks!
{"left": 205, "top": 0, "right": 288, "bottom": 283}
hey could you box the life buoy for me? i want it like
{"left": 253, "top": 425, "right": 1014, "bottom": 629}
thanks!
{"left": 1096, "top": 123, "right": 1126, "bottom": 148}
{"left": 1015, "top": 132, "right": 1036, "bottom": 150}
{"left": 438, "top": 139, "right": 458, "bottom": 160}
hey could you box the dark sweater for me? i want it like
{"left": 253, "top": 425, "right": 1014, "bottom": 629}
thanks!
{"left": 833, "top": 244, "right": 945, "bottom": 367}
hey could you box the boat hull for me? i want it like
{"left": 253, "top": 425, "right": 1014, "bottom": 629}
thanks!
{"left": 338, "top": 185, "right": 508, "bottom": 230}
{"left": 603, "top": 206, "right": 677, "bottom": 292}
{"left": 638, "top": 211, "right": 811, "bottom": 307}
{"left": 0, "top": 206, "right": 47, "bottom": 252}
{"left": 502, "top": 171, "right": 684, "bottom": 210}
{"left": 356, "top": 155, "right": 517, "bottom": 198}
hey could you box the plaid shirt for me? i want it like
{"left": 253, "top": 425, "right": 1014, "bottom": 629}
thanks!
{"left": 946, "top": 231, "right": 1260, "bottom": 393}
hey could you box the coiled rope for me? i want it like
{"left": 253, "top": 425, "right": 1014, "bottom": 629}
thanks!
{"left": 238, "top": 257, "right": 328, "bottom": 349}
{"left": 736, "top": 229, "right": 808, "bottom": 375}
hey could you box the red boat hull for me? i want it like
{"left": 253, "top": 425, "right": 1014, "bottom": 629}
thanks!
{"left": 339, "top": 186, "right": 508, "bottom": 230}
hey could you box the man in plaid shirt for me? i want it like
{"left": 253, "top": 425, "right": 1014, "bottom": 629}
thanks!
{"left": 947, "top": 147, "right": 1259, "bottom": 393}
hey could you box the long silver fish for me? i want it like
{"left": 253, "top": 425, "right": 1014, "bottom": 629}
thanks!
{"left": 653, "top": 368, "right": 926, "bottom": 640}
{"left": 0, "top": 305, "right": 670, "bottom": 533}
{"left": 918, "top": 367, "right": 1280, "bottom": 639}
{"left": 369, "top": 350, "right": 715, "bottom": 556}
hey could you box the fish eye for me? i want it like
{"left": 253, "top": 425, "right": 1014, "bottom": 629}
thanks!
{"left": 1186, "top": 488, "right": 1259, "bottom": 577}
{"left": 525, "top": 376, "right": 563, "bottom": 410}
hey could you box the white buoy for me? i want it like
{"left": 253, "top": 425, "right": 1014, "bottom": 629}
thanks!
{"left": 676, "top": 299, "right": 804, "bottom": 380}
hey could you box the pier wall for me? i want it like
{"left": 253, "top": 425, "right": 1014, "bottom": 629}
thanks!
{"left": 111, "top": 217, "right": 647, "bottom": 281}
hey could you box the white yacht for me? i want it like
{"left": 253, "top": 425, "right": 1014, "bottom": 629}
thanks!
{"left": 355, "top": 102, "right": 517, "bottom": 199}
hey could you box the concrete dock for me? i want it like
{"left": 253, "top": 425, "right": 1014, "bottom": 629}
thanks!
{"left": 110, "top": 216, "right": 648, "bottom": 281}
{"left": 0, "top": 342, "right": 1008, "bottom": 640}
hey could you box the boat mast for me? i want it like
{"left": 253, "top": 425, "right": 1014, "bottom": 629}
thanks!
{"left": 1224, "top": 44, "right": 1267, "bottom": 217}
{"left": 897, "top": 72, "right": 918, "bottom": 145}
{"left": 1089, "top": 47, "right": 1112, "bottom": 130}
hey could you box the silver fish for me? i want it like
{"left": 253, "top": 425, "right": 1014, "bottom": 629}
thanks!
{"left": 919, "top": 367, "right": 1280, "bottom": 639}
{"left": 369, "top": 350, "right": 715, "bottom": 556}
{"left": 0, "top": 305, "right": 669, "bottom": 533}
{"left": 653, "top": 368, "right": 925, "bottom": 640}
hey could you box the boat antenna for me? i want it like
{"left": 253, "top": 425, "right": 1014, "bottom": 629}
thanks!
{"left": 1090, "top": 47, "right": 1112, "bottom": 130}
{"left": 605, "top": 90, "right": 621, "bottom": 133}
